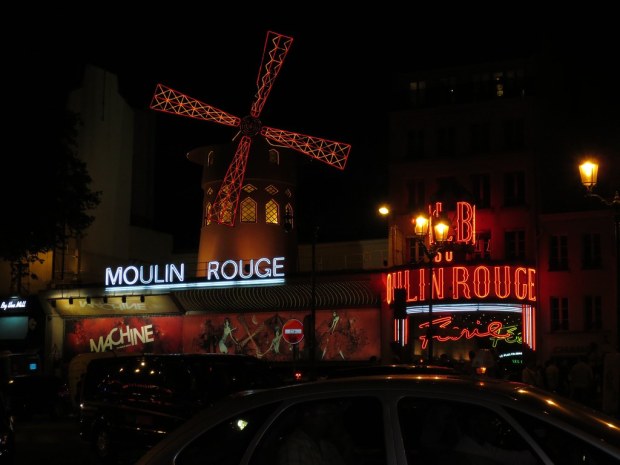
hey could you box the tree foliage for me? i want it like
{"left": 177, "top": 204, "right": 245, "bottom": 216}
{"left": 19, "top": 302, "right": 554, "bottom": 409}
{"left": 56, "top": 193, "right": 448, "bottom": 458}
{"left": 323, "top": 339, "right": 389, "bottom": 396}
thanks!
{"left": 1, "top": 109, "right": 101, "bottom": 292}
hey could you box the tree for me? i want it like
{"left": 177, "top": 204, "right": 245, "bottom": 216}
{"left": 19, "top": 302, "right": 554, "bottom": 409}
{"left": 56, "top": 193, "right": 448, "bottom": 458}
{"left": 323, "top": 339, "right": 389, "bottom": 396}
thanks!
{"left": 1, "top": 109, "right": 101, "bottom": 294}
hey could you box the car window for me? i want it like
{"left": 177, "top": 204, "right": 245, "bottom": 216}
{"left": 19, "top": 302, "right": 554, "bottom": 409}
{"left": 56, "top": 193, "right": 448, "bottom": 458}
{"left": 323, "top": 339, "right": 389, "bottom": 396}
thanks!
{"left": 175, "top": 403, "right": 280, "bottom": 465}
{"left": 249, "top": 396, "right": 386, "bottom": 465}
{"left": 397, "top": 398, "right": 543, "bottom": 465}
{"left": 507, "top": 408, "right": 620, "bottom": 464}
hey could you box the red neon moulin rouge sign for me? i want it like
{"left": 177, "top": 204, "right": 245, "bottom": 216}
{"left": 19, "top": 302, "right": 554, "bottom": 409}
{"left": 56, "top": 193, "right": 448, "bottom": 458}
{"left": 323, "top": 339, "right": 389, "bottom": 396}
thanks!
{"left": 386, "top": 201, "right": 537, "bottom": 350}
{"left": 387, "top": 265, "right": 537, "bottom": 304}
{"left": 386, "top": 201, "right": 537, "bottom": 305}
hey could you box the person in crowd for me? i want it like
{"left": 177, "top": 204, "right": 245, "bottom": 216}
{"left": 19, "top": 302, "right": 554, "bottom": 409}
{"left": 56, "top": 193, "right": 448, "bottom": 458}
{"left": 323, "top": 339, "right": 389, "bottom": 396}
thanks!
{"left": 568, "top": 355, "right": 594, "bottom": 406}
{"left": 521, "top": 357, "right": 544, "bottom": 388}
{"left": 544, "top": 359, "right": 560, "bottom": 393}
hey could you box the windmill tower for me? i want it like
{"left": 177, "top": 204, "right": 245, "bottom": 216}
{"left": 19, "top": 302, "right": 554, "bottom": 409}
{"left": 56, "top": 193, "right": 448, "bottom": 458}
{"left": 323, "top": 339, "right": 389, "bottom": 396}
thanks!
{"left": 151, "top": 31, "right": 351, "bottom": 275}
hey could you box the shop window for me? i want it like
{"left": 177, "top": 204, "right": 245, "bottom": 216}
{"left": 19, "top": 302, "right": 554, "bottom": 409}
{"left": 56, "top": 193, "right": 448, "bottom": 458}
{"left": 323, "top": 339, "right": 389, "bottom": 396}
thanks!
{"left": 550, "top": 297, "right": 569, "bottom": 331}
{"left": 549, "top": 235, "right": 568, "bottom": 270}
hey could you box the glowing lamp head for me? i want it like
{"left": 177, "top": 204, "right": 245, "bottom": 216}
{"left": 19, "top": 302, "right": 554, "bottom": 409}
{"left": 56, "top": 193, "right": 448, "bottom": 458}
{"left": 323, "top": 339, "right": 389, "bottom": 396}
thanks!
{"left": 433, "top": 219, "right": 450, "bottom": 243}
{"left": 378, "top": 205, "right": 390, "bottom": 216}
{"left": 579, "top": 160, "right": 598, "bottom": 191}
{"left": 413, "top": 214, "right": 430, "bottom": 237}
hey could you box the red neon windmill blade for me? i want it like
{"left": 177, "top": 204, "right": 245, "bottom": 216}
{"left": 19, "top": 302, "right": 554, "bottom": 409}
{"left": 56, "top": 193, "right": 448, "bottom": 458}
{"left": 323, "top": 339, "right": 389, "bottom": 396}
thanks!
{"left": 150, "top": 30, "right": 351, "bottom": 227}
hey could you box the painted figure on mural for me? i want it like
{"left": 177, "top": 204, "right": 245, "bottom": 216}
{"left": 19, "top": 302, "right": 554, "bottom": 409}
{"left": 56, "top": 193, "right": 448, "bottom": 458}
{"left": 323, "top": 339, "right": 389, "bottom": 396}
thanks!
{"left": 267, "top": 327, "right": 283, "bottom": 355}
{"left": 218, "top": 318, "right": 238, "bottom": 354}
{"left": 321, "top": 312, "right": 347, "bottom": 360}
{"left": 198, "top": 319, "right": 218, "bottom": 353}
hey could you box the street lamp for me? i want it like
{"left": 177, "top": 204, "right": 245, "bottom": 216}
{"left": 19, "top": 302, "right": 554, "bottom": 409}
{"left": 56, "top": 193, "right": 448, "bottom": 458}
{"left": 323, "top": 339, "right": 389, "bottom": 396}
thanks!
{"left": 579, "top": 160, "right": 620, "bottom": 352}
{"left": 412, "top": 212, "right": 450, "bottom": 362}
{"left": 378, "top": 204, "right": 401, "bottom": 267}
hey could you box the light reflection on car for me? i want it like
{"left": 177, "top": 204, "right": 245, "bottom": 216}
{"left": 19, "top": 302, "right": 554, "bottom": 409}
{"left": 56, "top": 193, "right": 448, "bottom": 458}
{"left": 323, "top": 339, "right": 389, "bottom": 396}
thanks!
{"left": 135, "top": 374, "right": 620, "bottom": 465}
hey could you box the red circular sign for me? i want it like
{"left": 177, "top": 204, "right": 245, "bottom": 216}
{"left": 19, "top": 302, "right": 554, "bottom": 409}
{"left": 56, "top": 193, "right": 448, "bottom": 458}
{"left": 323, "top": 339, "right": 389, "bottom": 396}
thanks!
{"left": 282, "top": 319, "right": 304, "bottom": 344}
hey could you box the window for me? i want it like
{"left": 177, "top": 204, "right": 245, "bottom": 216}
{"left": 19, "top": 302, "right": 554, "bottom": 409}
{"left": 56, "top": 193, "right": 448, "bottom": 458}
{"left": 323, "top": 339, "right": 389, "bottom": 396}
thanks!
{"left": 504, "top": 171, "right": 525, "bottom": 206}
{"left": 494, "top": 71, "right": 504, "bottom": 97}
{"left": 584, "top": 295, "right": 602, "bottom": 331}
{"left": 550, "top": 297, "right": 569, "bottom": 331}
{"left": 470, "top": 123, "right": 490, "bottom": 154}
{"left": 265, "top": 200, "right": 278, "bottom": 224}
{"left": 283, "top": 204, "right": 293, "bottom": 231}
{"left": 505, "top": 230, "right": 526, "bottom": 260}
{"left": 503, "top": 118, "right": 524, "bottom": 150}
{"left": 581, "top": 233, "right": 602, "bottom": 269}
{"left": 268, "top": 149, "right": 279, "bottom": 165}
{"left": 406, "top": 129, "right": 425, "bottom": 159}
{"left": 474, "top": 231, "right": 491, "bottom": 260}
{"left": 473, "top": 73, "right": 492, "bottom": 100}
{"left": 204, "top": 202, "right": 212, "bottom": 226}
{"left": 409, "top": 80, "right": 427, "bottom": 107}
{"left": 407, "top": 238, "right": 426, "bottom": 264}
{"left": 549, "top": 235, "right": 568, "bottom": 270}
{"left": 436, "top": 126, "right": 455, "bottom": 157}
{"left": 471, "top": 174, "right": 490, "bottom": 208}
{"left": 398, "top": 398, "right": 540, "bottom": 465}
{"left": 249, "top": 397, "right": 386, "bottom": 465}
{"left": 240, "top": 198, "right": 257, "bottom": 223}
{"left": 406, "top": 179, "right": 426, "bottom": 211}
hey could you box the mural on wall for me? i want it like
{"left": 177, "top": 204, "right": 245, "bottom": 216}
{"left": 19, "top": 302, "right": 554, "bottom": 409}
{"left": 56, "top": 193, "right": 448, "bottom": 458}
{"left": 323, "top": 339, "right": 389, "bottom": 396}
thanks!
{"left": 63, "top": 309, "right": 379, "bottom": 362}
{"left": 64, "top": 316, "right": 183, "bottom": 360}
{"left": 184, "top": 308, "right": 379, "bottom": 361}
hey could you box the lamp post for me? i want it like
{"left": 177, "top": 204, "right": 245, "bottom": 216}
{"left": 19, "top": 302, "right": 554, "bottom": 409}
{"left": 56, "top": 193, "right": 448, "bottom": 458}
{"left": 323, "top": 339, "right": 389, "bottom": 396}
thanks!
{"left": 579, "top": 160, "right": 620, "bottom": 352}
{"left": 412, "top": 213, "right": 449, "bottom": 362}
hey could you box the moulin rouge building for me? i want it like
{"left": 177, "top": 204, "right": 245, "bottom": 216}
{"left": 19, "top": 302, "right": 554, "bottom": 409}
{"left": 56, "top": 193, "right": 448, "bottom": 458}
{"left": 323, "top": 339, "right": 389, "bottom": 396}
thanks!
{"left": 4, "top": 37, "right": 618, "bottom": 375}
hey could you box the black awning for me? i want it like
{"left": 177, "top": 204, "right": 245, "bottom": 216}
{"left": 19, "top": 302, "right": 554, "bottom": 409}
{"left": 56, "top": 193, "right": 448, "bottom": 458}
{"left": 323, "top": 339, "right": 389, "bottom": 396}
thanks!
{"left": 174, "top": 279, "right": 380, "bottom": 313}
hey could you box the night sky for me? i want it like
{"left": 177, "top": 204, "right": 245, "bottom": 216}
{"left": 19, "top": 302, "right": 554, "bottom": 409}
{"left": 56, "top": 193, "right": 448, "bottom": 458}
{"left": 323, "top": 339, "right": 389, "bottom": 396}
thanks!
{"left": 8, "top": 9, "right": 614, "bottom": 250}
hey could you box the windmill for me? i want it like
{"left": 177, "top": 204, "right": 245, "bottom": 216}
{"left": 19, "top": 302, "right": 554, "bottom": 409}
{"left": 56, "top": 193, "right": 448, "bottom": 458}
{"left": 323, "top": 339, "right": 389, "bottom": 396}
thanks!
{"left": 150, "top": 30, "right": 351, "bottom": 227}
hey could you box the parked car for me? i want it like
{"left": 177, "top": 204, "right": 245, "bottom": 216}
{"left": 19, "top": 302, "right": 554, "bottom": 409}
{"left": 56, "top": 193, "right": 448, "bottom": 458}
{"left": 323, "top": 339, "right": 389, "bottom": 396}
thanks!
{"left": 324, "top": 363, "right": 458, "bottom": 378}
{"left": 135, "top": 373, "right": 620, "bottom": 465}
{"left": 0, "top": 393, "right": 15, "bottom": 464}
{"left": 78, "top": 353, "right": 280, "bottom": 462}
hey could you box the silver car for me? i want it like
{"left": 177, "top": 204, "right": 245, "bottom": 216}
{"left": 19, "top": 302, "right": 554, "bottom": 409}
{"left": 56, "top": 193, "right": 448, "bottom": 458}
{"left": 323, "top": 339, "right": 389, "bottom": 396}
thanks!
{"left": 136, "top": 374, "right": 620, "bottom": 465}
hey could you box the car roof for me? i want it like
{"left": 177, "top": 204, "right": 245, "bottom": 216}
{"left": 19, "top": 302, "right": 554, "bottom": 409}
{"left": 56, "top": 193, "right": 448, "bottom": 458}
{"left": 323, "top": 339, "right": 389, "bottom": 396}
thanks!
{"left": 178, "top": 374, "right": 620, "bottom": 445}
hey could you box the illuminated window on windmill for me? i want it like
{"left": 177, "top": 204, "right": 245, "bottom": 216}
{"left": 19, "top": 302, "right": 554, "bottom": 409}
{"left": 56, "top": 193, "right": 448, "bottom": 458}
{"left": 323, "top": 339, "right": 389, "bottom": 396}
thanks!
{"left": 240, "top": 198, "right": 257, "bottom": 223}
{"left": 284, "top": 204, "right": 293, "bottom": 229}
{"left": 204, "top": 203, "right": 212, "bottom": 226}
{"left": 221, "top": 201, "right": 233, "bottom": 225}
{"left": 269, "top": 149, "right": 279, "bottom": 165}
{"left": 243, "top": 184, "right": 257, "bottom": 193}
{"left": 265, "top": 185, "right": 279, "bottom": 195}
{"left": 265, "top": 200, "right": 278, "bottom": 224}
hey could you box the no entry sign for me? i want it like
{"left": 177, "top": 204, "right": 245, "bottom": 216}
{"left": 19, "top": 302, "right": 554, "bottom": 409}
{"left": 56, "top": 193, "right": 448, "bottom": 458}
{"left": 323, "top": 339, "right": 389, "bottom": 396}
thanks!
{"left": 282, "top": 319, "right": 304, "bottom": 344}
